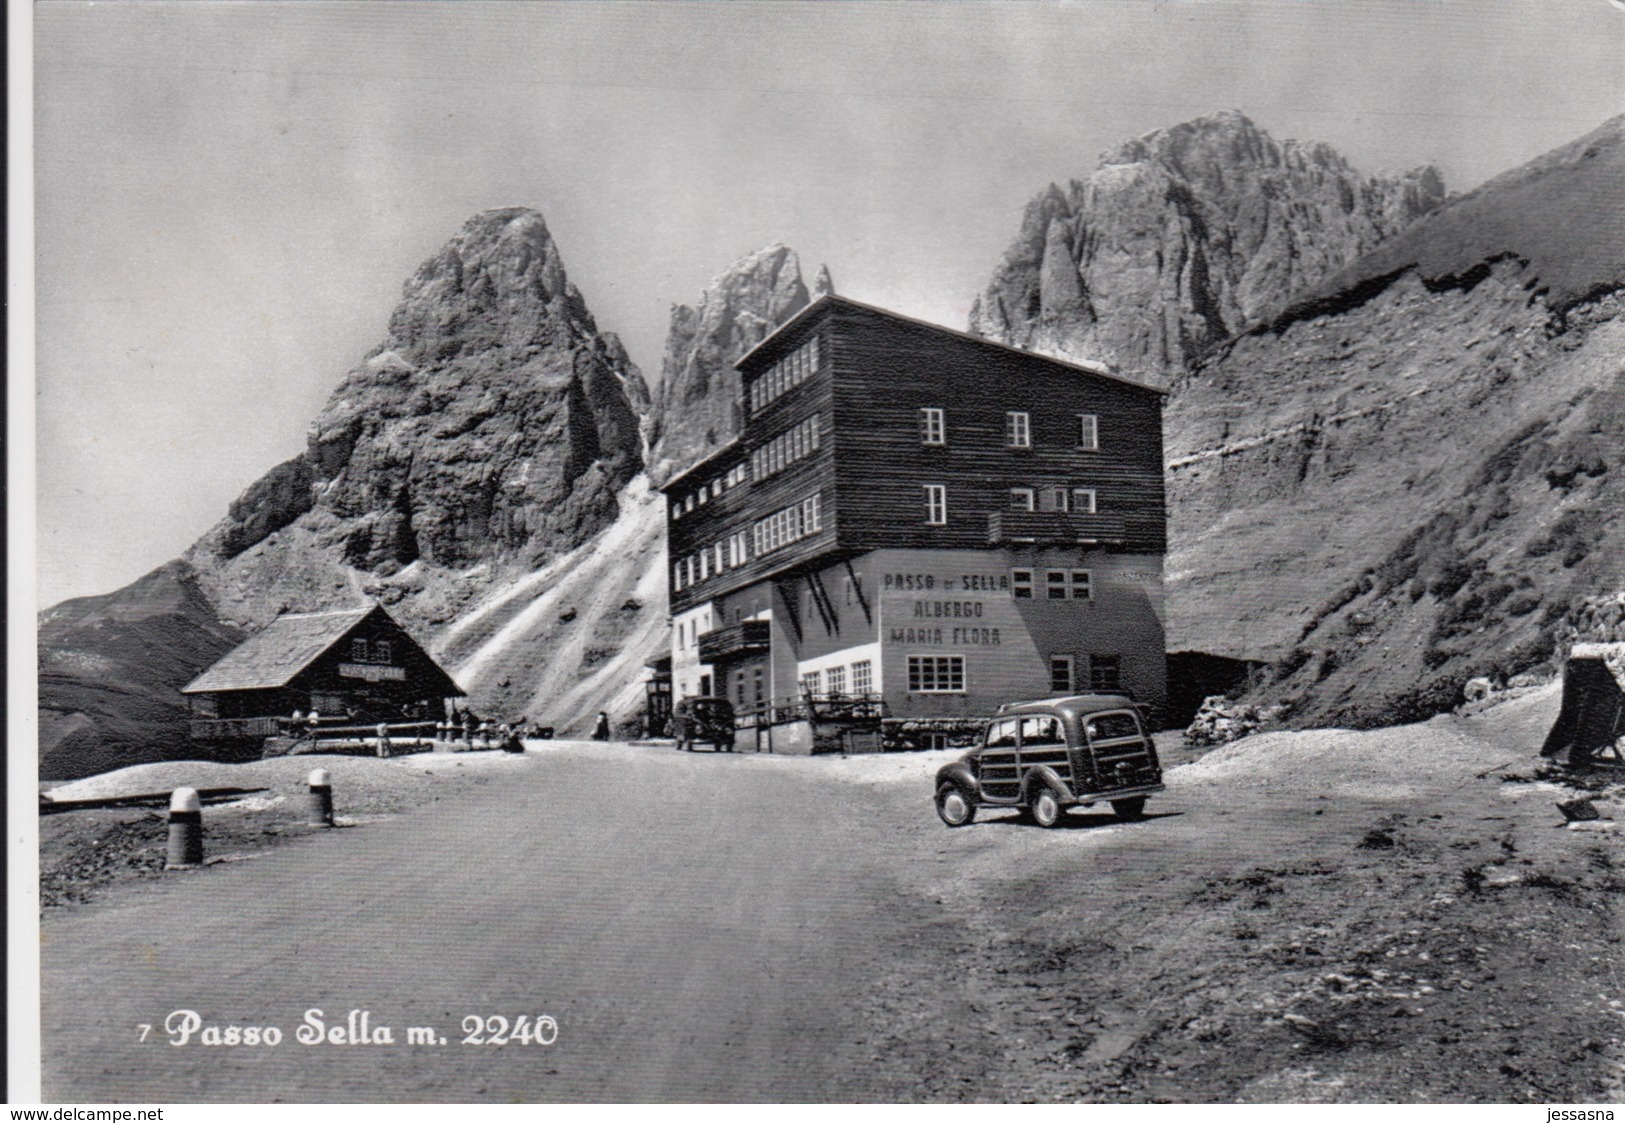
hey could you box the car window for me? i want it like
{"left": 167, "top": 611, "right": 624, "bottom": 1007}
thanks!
{"left": 1019, "top": 715, "right": 1064, "bottom": 746}
{"left": 1084, "top": 711, "right": 1142, "bottom": 742}
{"left": 985, "top": 719, "right": 1019, "bottom": 749}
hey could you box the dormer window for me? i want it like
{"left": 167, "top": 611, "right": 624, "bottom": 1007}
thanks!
{"left": 1008, "top": 488, "right": 1035, "bottom": 511}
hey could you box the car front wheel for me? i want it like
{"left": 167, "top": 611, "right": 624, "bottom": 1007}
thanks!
{"left": 1030, "top": 786, "right": 1063, "bottom": 828}
{"left": 936, "top": 782, "right": 975, "bottom": 827}
{"left": 1111, "top": 796, "right": 1147, "bottom": 821}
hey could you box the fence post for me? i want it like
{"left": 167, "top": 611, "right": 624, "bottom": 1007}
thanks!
{"left": 308, "top": 768, "right": 334, "bottom": 827}
{"left": 166, "top": 788, "right": 204, "bottom": 869}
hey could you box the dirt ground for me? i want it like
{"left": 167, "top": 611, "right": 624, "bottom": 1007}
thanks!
{"left": 856, "top": 685, "right": 1625, "bottom": 1103}
{"left": 36, "top": 689, "right": 1625, "bottom": 1102}
{"left": 39, "top": 747, "right": 547, "bottom": 908}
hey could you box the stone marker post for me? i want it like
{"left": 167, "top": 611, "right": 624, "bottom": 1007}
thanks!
{"left": 308, "top": 768, "right": 334, "bottom": 827}
{"left": 166, "top": 788, "right": 204, "bottom": 869}
{"left": 375, "top": 722, "right": 390, "bottom": 758}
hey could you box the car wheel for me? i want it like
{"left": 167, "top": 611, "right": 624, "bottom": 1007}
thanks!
{"left": 1111, "top": 796, "right": 1147, "bottom": 821}
{"left": 936, "top": 783, "right": 975, "bottom": 827}
{"left": 1030, "top": 786, "right": 1063, "bottom": 828}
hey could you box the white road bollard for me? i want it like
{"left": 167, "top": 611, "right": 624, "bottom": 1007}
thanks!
{"left": 375, "top": 722, "right": 390, "bottom": 758}
{"left": 166, "top": 788, "right": 204, "bottom": 869}
{"left": 309, "top": 768, "right": 334, "bottom": 827}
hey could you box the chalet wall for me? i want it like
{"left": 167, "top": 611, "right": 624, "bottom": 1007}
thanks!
{"left": 830, "top": 304, "right": 1166, "bottom": 554}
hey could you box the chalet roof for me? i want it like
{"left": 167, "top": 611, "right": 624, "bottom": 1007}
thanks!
{"left": 736, "top": 295, "right": 1170, "bottom": 396}
{"left": 181, "top": 606, "right": 378, "bottom": 694}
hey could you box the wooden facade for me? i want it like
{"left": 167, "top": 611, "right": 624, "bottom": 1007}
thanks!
{"left": 663, "top": 296, "right": 1168, "bottom": 736}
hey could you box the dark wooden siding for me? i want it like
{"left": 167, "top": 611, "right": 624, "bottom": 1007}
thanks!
{"left": 669, "top": 323, "right": 839, "bottom": 615}
{"left": 828, "top": 303, "right": 1165, "bottom": 554}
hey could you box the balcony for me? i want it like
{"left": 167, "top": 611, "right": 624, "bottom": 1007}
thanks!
{"left": 697, "top": 619, "right": 771, "bottom": 664}
{"left": 988, "top": 510, "right": 1127, "bottom": 545}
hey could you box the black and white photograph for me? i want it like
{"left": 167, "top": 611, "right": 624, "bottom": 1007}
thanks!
{"left": 15, "top": 0, "right": 1625, "bottom": 1106}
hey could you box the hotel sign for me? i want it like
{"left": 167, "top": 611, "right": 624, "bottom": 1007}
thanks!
{"left": 338, "top": 663, "right": 406, "bottom": 682}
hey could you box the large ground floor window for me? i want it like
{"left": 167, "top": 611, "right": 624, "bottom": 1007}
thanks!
{"left": 907, "top": 654, "right": 966, "bottom": 693}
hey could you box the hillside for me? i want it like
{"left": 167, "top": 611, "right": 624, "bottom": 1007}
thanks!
{"left": 1165, "top": 114, "right": 1625, "bottom": 727}
{"left": 968, "top": 111, "right": 1442, "bottom": 382}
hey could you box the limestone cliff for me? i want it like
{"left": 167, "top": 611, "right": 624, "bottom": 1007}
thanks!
{"left": 646, "top": 244, "right": 825, "bottom": 482}
{"left": 969, "top": 111, "right": 1443, "bottom": 381}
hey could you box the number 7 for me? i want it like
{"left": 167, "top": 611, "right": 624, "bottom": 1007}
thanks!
{"left": 138, "top": 1024, "right": 152, "bottom": 1042}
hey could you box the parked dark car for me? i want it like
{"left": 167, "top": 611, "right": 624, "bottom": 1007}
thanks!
{"left": 673, "top": 697, "right": 737, "bottom": 753}
{"left": 933, "top": 694, "right": 1163, "bottom": 827}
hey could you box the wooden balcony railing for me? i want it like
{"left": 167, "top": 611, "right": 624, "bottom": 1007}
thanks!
{"left": 697, "top": 619, "right": 771, "bottom": 663}
{"left": 987, "top": 510, "right": 1127, "bottom": 545}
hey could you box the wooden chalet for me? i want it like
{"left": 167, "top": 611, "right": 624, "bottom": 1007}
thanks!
{"left": 182, "top": 604, "right": 464, "bottom": 741}
{"left": 660, "top": 295, "right": 1169, "bottom": 750}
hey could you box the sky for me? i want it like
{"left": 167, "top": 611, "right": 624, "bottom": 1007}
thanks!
{"left": 28, "top": 0, "right": 1625, "bottom": 608}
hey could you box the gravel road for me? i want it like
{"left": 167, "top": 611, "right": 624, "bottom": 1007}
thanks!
{"left": 39, "top": 698, "right": 1625, "bottom": 1102}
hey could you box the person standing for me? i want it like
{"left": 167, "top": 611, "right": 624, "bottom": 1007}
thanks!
{"left": 592, "top": 711, "right": 611, "bottom": 741}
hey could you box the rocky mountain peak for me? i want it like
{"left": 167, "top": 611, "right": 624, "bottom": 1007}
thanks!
{"left": 813, "top": 263, "right": 837, "bottom": 299}
{"left": 647, "top": 244, "right": 826, "bottom": 482}
{"left": 968, "top": 111, "right": 1445, "bottom": 380}
{"left": 187, "top": 205, "right": 646, "bottom": 606}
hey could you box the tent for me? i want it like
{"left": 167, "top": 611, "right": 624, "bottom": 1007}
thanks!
{"left": 1541, "top": 643, "right": 1625, "bottom": 767}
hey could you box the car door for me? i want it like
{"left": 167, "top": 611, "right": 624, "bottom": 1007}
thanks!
{"left": 977, "top": 718, "right": 1021, "bottom": 802}
{"left": 1082, "top": 709, "right": 1156, "bottom": 789}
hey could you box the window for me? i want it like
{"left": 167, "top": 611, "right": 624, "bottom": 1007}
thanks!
{"left": 1049, "top": 655, "right": 1074, "bottom": 692}
{"left": 924, "top": 484, "right": 947, "bottom": 525}
{"left": 1048, "top": 488, "right": 1070, "bottom": 513}
{"left": 852, "top": 660, "right": 873, "bottom": 694}
{"left": 827, "top": 665, "right": 848, "bottom": 696}
{"left": 749, "top": 336, "right": 822, "bottom": 412}
{"left": 1021, "top": 715, "right": 1065, "bottom": 745}
{"left": 1012, "top": 569, "right": 1034, "bottom": 599}
{"left": 1070, "top": 570, "right": 1092, "bottom": 600}
{"left": 1089, "top": 655, "right": 1122, "bottom": 692}
{"left": 350, "top": 638, "right": 368, "bottom": 661}
{"left": 700, "top": 674, "right": 712, "bottom": 696}
{"left": 754, "top": 492, "right": 822, "bottom": 555}
{"left": 1043, "top": 570, "right": 1092, "bottom": 599}
{"left": 908, "top": 654, "right": 966, "bottom": 693}
{"left": 1008, "top": 488, "right": 1035, "bottom": 511}
{"left": 1085, "top": 710, "right": 1141, "bottom": 742}
{"left": 919, "top": 407, "right": 946, "bottom": 446}
{"left": 1046, "top": 570, "right": 1069, "bottom": 600}
{"left": 713, "top": 543, "right": 726, "bottom": 573}
{"left": 699, "top": 550, "right": 711, "bottom": 580}
{"left": 674, "top": 563, "right": 686, "bottom": 592}
{"left": 753, "top": 415, "right": 822, "bottom": 482}
{"left": 1078, "top": 413, "right": 1099, "bottom": 450}
{"left": 374, "top": 640, "right": 392, "bottom": 664}
{"left": 1005, "top": 411, "right": 1031, "bottom": 448}
{"left": 1072, "top": 488, "right": 1097, "bottom": 514}
{"left": 985, "top": 718, "right": 1018, "bottom": 747}
{"left": 800, "top": 670, "right": 822, "bottom": 696}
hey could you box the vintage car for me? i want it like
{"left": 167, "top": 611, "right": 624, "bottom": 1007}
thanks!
{"left": 672, "top": 696, "right": 737, "bottom": 752}
{"left": 933, "top": 694, "right": 1164, "bottom": 827}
